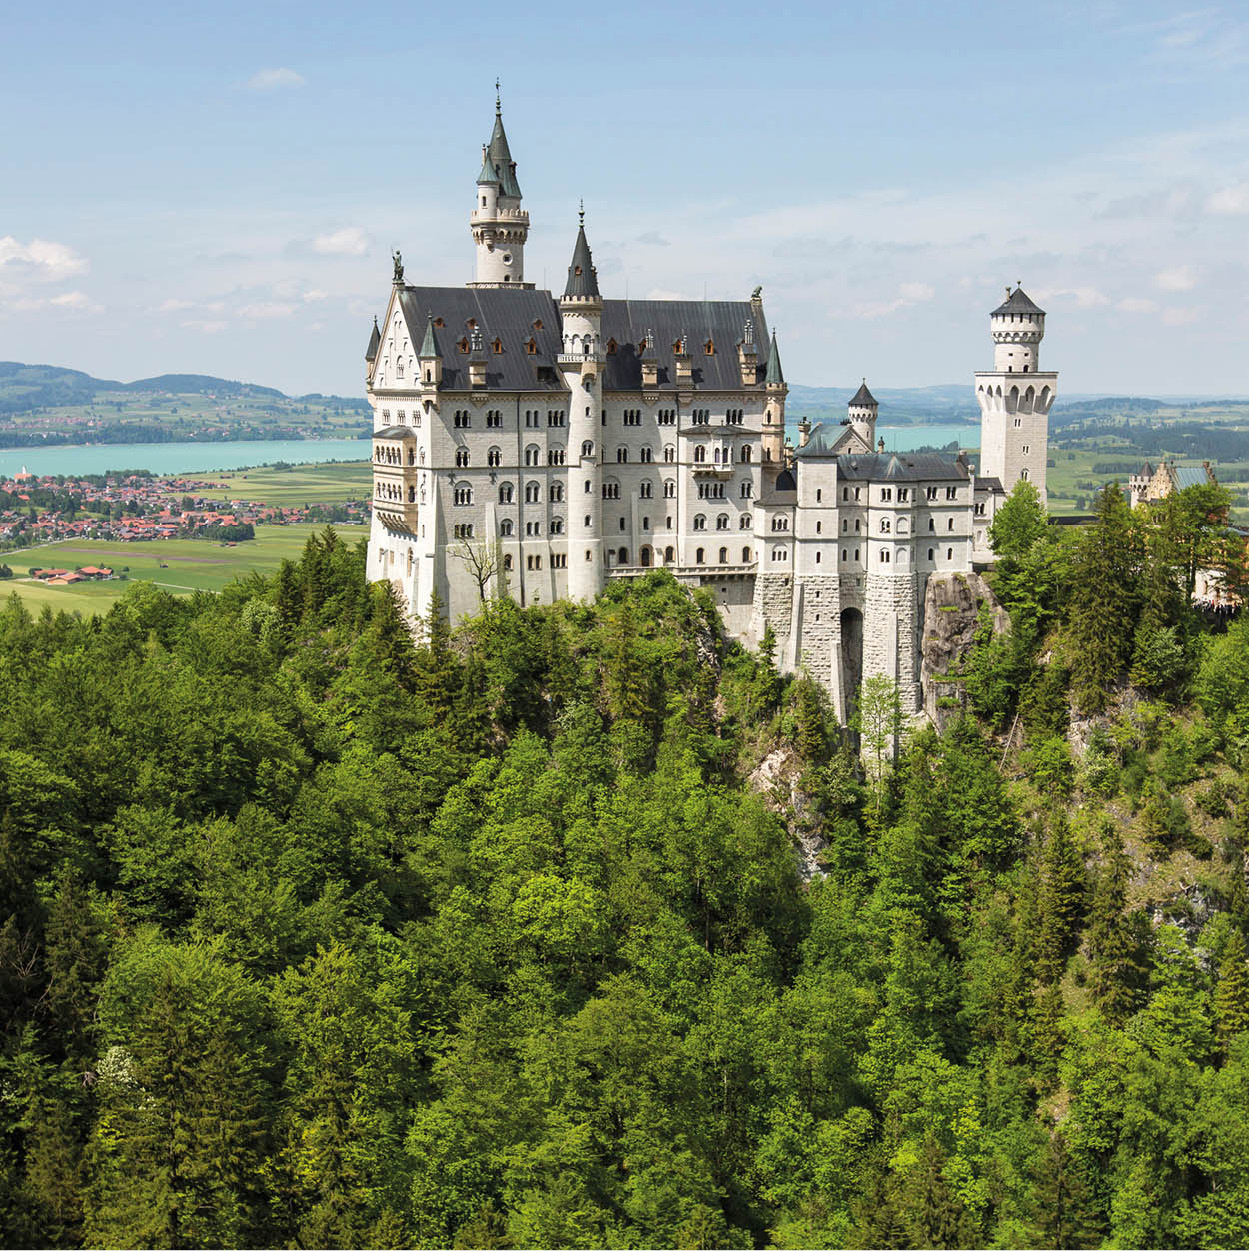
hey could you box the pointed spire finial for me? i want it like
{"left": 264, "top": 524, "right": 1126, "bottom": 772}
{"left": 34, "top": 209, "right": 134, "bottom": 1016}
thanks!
{"left": 578, "top": 199, "right": 585, "bottom": 226}
{"left": 495, "top": 79, "right": 501, "bottom": 113}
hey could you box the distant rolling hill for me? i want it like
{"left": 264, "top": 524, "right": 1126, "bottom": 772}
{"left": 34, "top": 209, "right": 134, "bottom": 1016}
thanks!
{"left": 0, "top": 362, "right": 366, "bottom": 415}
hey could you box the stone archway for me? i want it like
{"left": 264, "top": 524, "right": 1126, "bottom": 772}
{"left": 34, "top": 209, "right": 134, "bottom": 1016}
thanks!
{"left": 840, "top": 607, "right": 863, "bottom": 720}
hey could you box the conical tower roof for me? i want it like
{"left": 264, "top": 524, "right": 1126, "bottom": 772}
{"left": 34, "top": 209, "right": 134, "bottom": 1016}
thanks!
{"left": 849, "top": 379, "right": 877, "bottom": 407}
{"left": 476, "top": 145, "right": 498, "bottom": 186}
{"left": 992, "top": 285, "right": 1044, "bottom": 317}
{"left": 765, "top": 330, "right": 784, "bottom": 386}
{"left": 365, "top": 316, "right": 380, "bottom": 363}
{"left": 419, "top": 313, "right": 440, "bottom": 358}
{"left": 562, "top": 213, "right": 600, "bottom": 299}
{"left": 485, "top": 96, "right": 522, "bottom": 198}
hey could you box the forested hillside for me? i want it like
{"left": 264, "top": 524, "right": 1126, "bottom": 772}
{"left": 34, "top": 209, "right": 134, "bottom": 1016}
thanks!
{"left": 2, "top": 484, "right": 1249, "bottom": 1249}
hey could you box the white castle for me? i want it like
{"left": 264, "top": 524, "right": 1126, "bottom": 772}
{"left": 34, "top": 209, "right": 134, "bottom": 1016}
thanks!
{"left": 365, "top": 97, "right": 1057, "bottom": 723}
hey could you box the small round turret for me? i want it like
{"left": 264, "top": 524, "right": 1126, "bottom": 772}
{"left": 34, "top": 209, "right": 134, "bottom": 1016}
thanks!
{"left": 990, "top": 285, "right": 1045, "bottom": 373}
{"left": 847, "top": 378, "right": 877, "bottom": 447}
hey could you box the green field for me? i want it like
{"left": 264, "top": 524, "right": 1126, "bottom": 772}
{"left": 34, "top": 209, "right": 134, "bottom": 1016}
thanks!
{"left": 183, "top": 460, "right": 371, "bottom": 505}
{"left": 2, "top": 523, "right": 364, "bottom": 614}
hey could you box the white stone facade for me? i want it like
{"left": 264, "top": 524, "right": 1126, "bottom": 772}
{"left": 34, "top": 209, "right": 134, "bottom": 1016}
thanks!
{"left": 364, "top": 103, "right": 1055, "bottom": 725}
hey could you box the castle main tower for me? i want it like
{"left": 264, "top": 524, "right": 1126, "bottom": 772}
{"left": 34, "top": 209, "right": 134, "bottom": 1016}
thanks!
{"left": 560, "top": 210, "right": 605, "bottom": 602}
{"left": 469, "top": 90, "right": 532, "bottom": 288}
{"left": 974, "top": 286, "right": 1057, "bottom": 502}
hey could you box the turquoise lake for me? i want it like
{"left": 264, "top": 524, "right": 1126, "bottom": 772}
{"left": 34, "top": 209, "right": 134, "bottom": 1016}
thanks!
{"left": 0, "top": 438, "right": 371, "bottom": 479}
{"left": 0, "top": 425, "right": 978, "bottom": 480}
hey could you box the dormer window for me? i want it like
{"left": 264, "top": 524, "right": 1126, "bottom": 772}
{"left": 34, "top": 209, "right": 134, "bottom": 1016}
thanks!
{"left": 533, "top": 318, "right": 543, "bottom": 330}
{"left": 526, "top": 338, "right": 537, "bottom": 355}
{"left": 434, "top": 317, "right": 445, "bottom": 328}
{"left": 466, "top": 318, "right": 477, "bottom": 329}
{"left": 704, "top": 339, "right": 715, "bottom": 355}
{"left": 574, "top": 265, "right": 583, "bottom": 276}
{"left": 606, "top": 338, "right": 617, "bottom": 355}
{"left": 457, "top": 337, "right": 469, "bottom": 354}
{"left": 492, "top": 338, "right": 503, "bottom": 354}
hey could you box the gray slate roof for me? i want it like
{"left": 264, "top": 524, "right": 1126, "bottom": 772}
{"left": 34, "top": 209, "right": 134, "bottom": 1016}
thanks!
{"left": 366, "top": 317, "right": 380, "bottom": 362}
{"left": 992, "top": 286, "right": 1045, "bottom": 317}
{"left": 1174, "top": 464, "right": 1213, "bottom": 489}
{"left": 396, "top": 287, "right": 566, "bottom": 392}
{"left": 390, "top": 288, "right": 767, "bottom": 394}
{"left": 975, "top": 476, "right": 1004, "bottom": 493}
{"left": 374, "top": 425, "right": 414, "bottom": 439}
{"left": 849, "top": 380, "right": 877, "bottom": 407}
{"left": 563, "top": 224, "right": 600, "bottom": 299}
{"left": 600, "top": 299, "right": 767, "bottom": 391}
{"left": 795, "top": 429, "right": 970, "bottom": 482}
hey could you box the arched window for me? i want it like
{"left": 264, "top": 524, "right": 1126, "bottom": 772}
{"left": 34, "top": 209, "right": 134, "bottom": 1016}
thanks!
{"left": 525, "top": 482, "right": 541, "bottom": 503}
{"left": 693, "top": 514, "right": 706, "bottom": 531}
{"left": 742, "top": 546, "right": 752, "bottom": 562}
{"left": 455, "top": 447, "right": 470, "bottom": 468}
{"left": 716, "top": 514, "right": 729, "bottom": 531}
{"left": 618, "top": 547, "right": 629, "bottom": 564}
{"left": 616, "top": 447, "right": 628, "bottom": 463}
{"left": 663, "top": 479, "right": 676, "bottom": 499}
{"left": 665, "top": 546, "right": 675, "bottom": 562}
{"left": 719, "top": 546, "right": 728, "bottom": 562}
{"left": 453, "top": 484, "right": 472, "bottom": 506}
{"left": 487, "top": 446, "right": 502, "bottom": 467}
{"left": 663, "top": 445, "right": 675, "bottom": 463}
{"left": 740, "top": 513, "right": 752, "bottom": 529}
{"left": 547, "top": 448, "right": 565, "bottom": 466}
{"left": 498, "top": 483, "right": 514, "bottom": 503}
{"left": 694, "top": 445, "right": 707, "bottom": 463}
{"left": 741, "top": 481, "right": 752, "bottom": 499}
{"left": 549, "top": 483, "right": 564, "bottom": 502}
{"left": 695, "top": 547, "right": 705, "bottom": 564}
{"left": 928, "top": 548, "right": 934, "bottom": 560}
{"left": 581, "top": 440, "right": 594, "bottom": 458}
{"left": 947, "top": 547, "right": 954, "bottom": 559}
{"left": 741, "top": 446, "right": 753, "bottom": 463}
{"left": 524, "top": 444, "right": 540, "bottom": 466}
{"left": 880, "top": 518, "right": 891, "bottom": 533}
{"left": 640, "top": 447, "right": 653, "bottom": 463}
{"left": 500, "top": 519, "right": 514, "bottom": 536}
{"left": 640, "top": 480, "right": 653, "bottom": 499}
{"left": 503, "top": 554, "right": 513, "bottom": 570}
{"left": 881, "top": 550, "right": 891, "bottom": 563}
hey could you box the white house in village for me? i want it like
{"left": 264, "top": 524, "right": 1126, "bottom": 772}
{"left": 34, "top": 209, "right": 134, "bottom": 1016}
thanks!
{"left": 364, "top": 96, "right": 1057, "bottom": 723}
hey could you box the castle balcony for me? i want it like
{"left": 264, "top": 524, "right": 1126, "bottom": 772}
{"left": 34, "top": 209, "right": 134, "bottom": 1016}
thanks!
{"left": 609, "top": 562, "right": 756, "bottom": 580}
{"left": 692, "top": 461, "right": 734, "bottom": 478}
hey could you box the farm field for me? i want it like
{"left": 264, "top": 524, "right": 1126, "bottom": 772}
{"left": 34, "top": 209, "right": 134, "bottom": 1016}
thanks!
{"left": 176, "top": 460, "right": 371, "bottom": 506}
{"left": 2, "top": 523, "right": 364, "bottom": 614}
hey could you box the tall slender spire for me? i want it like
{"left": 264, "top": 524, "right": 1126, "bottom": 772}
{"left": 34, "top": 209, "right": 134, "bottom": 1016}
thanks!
{"left": 766, "top": 330, "right": 785, "bottom": 386}
{"left": 419, "top": 312, "right": 439, "bottom": 359}
{"left": 562, "top": 210, "right": 600, "bottom": 300}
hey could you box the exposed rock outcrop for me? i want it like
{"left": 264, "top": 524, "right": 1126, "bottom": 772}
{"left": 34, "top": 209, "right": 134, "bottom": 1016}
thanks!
{"left": 747, "top": 745, "right": 826, "bottom": 882}
{"left": 920, "top": 572, "right": 1008, "bottom": 731}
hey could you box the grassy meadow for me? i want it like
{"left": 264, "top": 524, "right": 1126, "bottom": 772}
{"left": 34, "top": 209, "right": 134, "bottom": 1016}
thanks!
{"left": 2, "top": 523, "right": 364, "bottom": 615}
{"left": 183, "top": 460, "right": 371, "bottom": 505}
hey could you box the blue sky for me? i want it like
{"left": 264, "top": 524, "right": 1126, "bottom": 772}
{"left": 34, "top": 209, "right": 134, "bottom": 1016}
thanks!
{"left": 4, "top": 0, "right": 1248, "bottom": 397}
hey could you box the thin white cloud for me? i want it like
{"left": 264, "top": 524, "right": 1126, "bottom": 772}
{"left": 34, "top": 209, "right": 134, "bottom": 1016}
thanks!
{"left": 246, "top": 67, "right": 306, "bottom": 91}
{"left": 1163, "top": 306, "right": 1202, "bottom": 326}
{"left": 1155, "top": 265, "right": 1198, "bottom": 291}
{"left": 157, "top": 298, "right": 195, "bottom": 313}
{"left": 180, "top": 318, "right": 228, "bottom": 334}
{"left": 310, "top": 227, "right": 370, "bottom": 257}
{"left": 1117, "top": 297, "right": 1159, "bottom": 313}
{"left": 855, "top": 281, "right": 935, "bottom": 319}
{"left": 237, "top": 301, "right": 294, "bottom": 319}
{"left": 0, "top": 236, "right": 88, "bottom": 282}
{"left": 1037, "top": 286, "right": 1109, "bottom": 308}
{"left": 1209, "top": 183, "right": 1249, "bottom": 214}
{"left": 302, "top": 289, "right": 329, "bottom": 303}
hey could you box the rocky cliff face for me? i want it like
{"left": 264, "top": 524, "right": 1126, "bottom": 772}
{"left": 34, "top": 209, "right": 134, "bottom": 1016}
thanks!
{"left": 920, "top": 572, "right": 1008, "bottom": 731}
